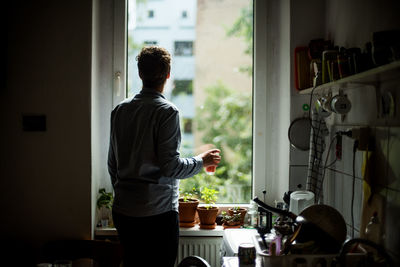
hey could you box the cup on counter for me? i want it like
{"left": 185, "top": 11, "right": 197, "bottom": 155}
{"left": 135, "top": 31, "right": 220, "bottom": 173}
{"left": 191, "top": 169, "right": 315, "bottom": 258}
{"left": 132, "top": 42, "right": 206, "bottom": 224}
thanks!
{"left": 238, "top": 243, "right": 256, "bottom": 267}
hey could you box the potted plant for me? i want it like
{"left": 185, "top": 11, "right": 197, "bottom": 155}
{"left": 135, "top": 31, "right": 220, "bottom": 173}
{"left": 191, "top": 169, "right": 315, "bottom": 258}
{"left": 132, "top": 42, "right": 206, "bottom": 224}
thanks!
{"left": 96, "top": 188, "right": 114, "bottom": 227}
{"left": 221, "top": 211, "right": 242, "bottom": 229}
{"left": 197, "top": 187, "right": 219, "bottom": 229}
{"left": 178, "top": 187, "right": 199, "bottom": 227}
{"left": 228, "top": 206, "right": 247, "bottom": 225}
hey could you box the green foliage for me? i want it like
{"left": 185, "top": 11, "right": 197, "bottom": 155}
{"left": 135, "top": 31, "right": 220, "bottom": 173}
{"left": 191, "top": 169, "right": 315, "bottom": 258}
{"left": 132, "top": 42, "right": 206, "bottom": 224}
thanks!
{"left": 179, "top": 2, "right": 253, "bottom": 204}
{"left": 180, "top": 81, "right": 252, "bottom": 203}
{"left": 221, "top": 211, "right": 242, "bottom": 223}
{"left": 180, "top": 187, "right": 198, "bottom": 202}
{"left": 200, "top": 187, "right": 219, "bottom": 209}
{"left": 172, "top": 80, "right": 193, "bottom": 96}
{"left": 226, "top": 3, "right": 253, "bottom": 76}
{"left": 96, "top": 188, "right": 113, "bottom": 210}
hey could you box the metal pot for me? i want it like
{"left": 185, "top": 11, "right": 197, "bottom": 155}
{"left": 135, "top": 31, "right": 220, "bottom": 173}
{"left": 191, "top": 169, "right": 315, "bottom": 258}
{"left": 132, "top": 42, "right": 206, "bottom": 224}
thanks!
{"left": 253, "top": 197, "right": 347, "bottom": 254}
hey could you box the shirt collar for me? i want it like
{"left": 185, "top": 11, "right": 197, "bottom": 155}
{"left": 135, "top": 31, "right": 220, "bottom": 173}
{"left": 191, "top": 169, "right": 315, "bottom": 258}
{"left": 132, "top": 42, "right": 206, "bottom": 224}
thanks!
{"left": 139, "top": 88, "right": 165, "bottom": 99}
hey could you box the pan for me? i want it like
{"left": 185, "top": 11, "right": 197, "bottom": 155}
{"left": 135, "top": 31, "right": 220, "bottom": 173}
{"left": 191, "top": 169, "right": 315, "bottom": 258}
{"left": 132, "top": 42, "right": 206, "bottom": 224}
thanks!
{"left": 253, "top": 197, "right": 347, "bottom": 254}
{"left": 288, "top": 117, "right": 311, "bottom": 151}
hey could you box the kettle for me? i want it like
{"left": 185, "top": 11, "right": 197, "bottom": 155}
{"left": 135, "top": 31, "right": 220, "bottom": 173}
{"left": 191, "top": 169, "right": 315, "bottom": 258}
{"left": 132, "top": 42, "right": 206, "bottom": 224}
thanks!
{"left": 289, "top": 190, "right": 315, "bottom": 215}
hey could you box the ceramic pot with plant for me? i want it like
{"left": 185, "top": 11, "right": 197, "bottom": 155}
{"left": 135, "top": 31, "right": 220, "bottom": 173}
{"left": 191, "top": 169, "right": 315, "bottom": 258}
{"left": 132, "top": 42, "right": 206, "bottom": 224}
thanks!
{"left": 178, "top": 187, "right": 199, "bottom": 227}
{"left": 221, "top": 211, "right": 242, "bottom": 229}
{"left": 96, "top": 188, "right": 114, "bottom": 227}
{"left": 197, "top": 187, "right": 219, "bottom": 229}
{"left": 228, "top": 206, "right": 247, "bottom": 225}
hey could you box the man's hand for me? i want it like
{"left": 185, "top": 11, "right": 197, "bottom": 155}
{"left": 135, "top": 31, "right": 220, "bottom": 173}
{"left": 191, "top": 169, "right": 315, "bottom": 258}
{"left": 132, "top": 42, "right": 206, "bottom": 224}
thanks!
{"left": 198, "top": 149, "right": 221, "bottom": 168}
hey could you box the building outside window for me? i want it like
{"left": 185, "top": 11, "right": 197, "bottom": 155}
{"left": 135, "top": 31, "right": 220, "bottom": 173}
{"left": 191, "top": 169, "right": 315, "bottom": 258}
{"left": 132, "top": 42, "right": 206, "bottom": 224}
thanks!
{"left": 174, "top": 41, "right": 193, "bottom": 56}
{"left": 144, "top": 41, "right": 158, "bottom": 45}
{"left": 127, "top": 0, "right": 253, "bottom": 203}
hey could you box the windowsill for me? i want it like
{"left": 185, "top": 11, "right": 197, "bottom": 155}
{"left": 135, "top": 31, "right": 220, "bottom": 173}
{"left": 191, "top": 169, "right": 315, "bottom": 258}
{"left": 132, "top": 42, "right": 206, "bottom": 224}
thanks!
{"left": 94, "top": 205, "right": 251, "bottom": 238}
{"left": 179, "top": 225, "right": 224, "bottom": 237}
{"left": 94, "top": 225, "right": 225, "bottom": 238}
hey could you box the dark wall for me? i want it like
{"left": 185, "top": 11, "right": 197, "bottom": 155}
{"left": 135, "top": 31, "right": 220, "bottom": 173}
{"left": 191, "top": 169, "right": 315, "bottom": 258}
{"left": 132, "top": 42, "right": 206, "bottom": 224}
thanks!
{"left": 1, "top": 0, "right": 93, "bottom": 264}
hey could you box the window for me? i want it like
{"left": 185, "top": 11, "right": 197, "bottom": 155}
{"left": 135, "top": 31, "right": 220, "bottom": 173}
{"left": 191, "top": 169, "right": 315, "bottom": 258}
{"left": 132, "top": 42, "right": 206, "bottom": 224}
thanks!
{"left": 172, "top": 80, "right": 193, "bottom": 96}
{"left": 144, "top": 41, "right": 158, "bottom": 45}
{"left": 126, "top": 0, "right": 254, "bottom": 203}
{"left": 174, "top": 41, "right": 193, "bottom": 56}
{"left": 182, "top": 10, "right": 188, "bottom": 18}
{"left": 183, "top": 118, "right": 193, "bottom": 134}
{"left": 148, "top": 10, "right": 154, "bottom": 18}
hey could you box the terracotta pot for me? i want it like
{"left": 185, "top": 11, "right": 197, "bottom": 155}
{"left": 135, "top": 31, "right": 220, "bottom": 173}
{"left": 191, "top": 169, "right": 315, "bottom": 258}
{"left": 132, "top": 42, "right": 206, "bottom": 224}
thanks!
{"left": 197, "top": 206, "right": 219, "bottom": 227}
{"left": 222, "top": 222, "right": 241, "bottom": 229}
{"left": 228, "top": 207, "right": 247, "bottom": 225}
{"left": 178, "top": 198, "right": 199, "bottom": 225}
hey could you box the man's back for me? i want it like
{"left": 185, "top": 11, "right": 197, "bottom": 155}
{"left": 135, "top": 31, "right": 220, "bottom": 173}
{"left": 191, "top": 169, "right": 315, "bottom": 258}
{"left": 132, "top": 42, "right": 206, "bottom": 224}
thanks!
{"left": 108, "top": 88, "right": 202, "bottom": 217}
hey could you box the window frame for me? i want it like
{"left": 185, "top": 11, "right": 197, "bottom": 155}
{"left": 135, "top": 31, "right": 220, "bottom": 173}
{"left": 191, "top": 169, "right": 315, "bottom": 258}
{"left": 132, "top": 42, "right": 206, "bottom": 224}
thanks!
{"left": 113, "top": 0, "right": 268, "bottom": 203}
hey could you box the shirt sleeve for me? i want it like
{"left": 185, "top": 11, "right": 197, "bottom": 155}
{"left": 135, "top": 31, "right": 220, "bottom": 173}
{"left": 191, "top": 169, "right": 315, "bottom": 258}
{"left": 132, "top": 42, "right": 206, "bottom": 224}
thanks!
{"left": 157, "top": 108, "right": 203, "bottom": 179}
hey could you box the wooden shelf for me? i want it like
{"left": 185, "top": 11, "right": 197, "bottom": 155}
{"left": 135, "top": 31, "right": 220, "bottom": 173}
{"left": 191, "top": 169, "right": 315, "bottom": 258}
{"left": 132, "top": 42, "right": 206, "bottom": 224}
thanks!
{"left": 298, "top": 60, "right": 400, "bottom": 94}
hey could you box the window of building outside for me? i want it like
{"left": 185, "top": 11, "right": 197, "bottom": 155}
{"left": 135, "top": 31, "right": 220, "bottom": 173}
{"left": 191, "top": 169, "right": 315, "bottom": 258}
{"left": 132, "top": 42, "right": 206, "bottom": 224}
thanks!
{"left": 127, "top": 0, "right": 253, "bottom": 204}
{"left": 174, "top": 41, "right": 194, "bottom": 56}
{"left": 148, "top": 10, "right": 154, "bottom": 18}
{"left": 144, "top": 41, "right": 157, "bottom": 45}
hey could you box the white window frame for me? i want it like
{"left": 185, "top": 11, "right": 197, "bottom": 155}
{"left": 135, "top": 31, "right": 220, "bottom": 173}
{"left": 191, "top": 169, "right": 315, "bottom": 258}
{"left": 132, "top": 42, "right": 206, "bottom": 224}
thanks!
{"left": 112, "top": 0, "right": 269, "bottom": 203}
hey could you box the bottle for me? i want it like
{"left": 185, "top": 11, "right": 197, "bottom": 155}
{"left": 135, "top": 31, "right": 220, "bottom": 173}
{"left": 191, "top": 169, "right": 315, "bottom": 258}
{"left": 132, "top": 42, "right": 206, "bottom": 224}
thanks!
{"left": 247, "top": 200, "right": 259, "bottom": 228}
{"left": 365, "top": 212, "right": 382, "bottom": 245}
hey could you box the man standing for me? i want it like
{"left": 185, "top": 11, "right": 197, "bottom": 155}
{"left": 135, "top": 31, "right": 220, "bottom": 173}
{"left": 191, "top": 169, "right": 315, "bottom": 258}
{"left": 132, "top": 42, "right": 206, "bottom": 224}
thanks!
{"left": 108, "top": 46, "right": 221, "bottom": 267}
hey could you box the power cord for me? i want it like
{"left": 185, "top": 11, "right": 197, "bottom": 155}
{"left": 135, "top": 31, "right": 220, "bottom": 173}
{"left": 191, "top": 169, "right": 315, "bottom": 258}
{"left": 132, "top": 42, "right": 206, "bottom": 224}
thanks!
{"left": 318, "top": 133, "right": 340, "bottom": 201}
{"left": 351, "top": 139, "right": 359, "bottom": 239}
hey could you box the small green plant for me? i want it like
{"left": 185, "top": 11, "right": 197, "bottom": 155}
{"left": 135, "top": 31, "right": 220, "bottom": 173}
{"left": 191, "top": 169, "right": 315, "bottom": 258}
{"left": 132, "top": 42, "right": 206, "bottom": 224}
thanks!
{"left": 200, "top": 187, "right": 219, "bottom": 209}
{"left": 96, "top": 188, "right": 113, "bottom": 210}
{"left": 180, "top": 187, "right": 198, "bottom": 202}
{"left": 231, "top": 206, "right": 244, "bottom": 213}
{"left": 221, "top": 211, "right": 241, "bottom": 224}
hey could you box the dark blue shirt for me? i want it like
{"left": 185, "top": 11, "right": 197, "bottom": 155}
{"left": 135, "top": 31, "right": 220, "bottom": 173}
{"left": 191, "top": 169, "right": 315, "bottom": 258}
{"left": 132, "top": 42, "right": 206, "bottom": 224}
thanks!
{"left": 108, "top": 88, "right": 203, "bottom": 217}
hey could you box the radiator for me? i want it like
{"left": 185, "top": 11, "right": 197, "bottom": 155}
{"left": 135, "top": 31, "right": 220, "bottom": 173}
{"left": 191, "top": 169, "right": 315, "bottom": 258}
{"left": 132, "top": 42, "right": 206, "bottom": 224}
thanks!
{"left": 176, "top": 237, "right": 223, "bottom": 267}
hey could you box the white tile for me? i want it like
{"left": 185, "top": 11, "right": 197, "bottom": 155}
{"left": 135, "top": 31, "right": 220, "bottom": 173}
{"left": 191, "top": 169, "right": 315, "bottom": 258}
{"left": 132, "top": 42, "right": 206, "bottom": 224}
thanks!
{"left": 387, "top": 127, "right": 400, "bottom": 191}
{"left": 289, "top": 146, "right": 309, "bottom": 165}
{"left": 354, "top": 178, "right": 363, "bottom": 231}
{"left": 384, "top": 189, "right": 400, "bottom": 258}
{"left": 333, "top": 171, "right": 345, "bottom": 220}
{"left": 340, "top": 134, "right": 363, "bottom": 178}
{"left": 374, "top": 127, "right": 389, "bottom": 188}
{"left": 289, "top": 166, "right": 308, "bottom": 191}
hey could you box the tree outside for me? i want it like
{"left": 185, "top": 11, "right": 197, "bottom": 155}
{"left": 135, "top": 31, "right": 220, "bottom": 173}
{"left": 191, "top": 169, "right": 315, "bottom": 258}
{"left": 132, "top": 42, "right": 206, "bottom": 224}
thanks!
{"left": 180, "top": 2, "right": 253, "bottom": 203}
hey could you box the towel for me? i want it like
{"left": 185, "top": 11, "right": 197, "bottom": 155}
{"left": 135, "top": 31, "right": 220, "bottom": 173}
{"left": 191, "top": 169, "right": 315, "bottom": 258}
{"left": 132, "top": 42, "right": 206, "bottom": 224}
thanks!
{"left": 306, "top": 108, "right": 329, "bottom": 203}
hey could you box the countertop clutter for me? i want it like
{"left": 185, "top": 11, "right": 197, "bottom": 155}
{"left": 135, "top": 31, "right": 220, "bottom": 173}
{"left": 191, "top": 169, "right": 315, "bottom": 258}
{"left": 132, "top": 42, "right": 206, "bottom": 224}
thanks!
{"left": 220, "top": 196, "right": 393, "bottom": 267}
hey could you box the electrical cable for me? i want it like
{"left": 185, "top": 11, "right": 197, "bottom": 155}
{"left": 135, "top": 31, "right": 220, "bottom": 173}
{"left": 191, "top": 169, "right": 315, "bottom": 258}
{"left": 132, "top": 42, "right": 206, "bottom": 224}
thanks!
{"left": 351, "top": 140, "right": 359, "bottom": 239}
{"left": 318, "top": 133, "right": 339, "bottom": 201}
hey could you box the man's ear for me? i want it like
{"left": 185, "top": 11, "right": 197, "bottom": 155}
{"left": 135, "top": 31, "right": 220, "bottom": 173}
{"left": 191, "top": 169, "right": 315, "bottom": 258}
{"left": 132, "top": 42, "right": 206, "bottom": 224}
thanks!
{"left": 166, "top": 72, "right": 170, "bottom": 79}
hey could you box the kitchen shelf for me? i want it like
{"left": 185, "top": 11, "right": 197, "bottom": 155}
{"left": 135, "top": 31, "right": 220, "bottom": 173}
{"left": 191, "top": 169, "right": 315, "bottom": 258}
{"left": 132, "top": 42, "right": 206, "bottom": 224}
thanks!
{"left": 298, "top": 60, "right": 400, "bottom": 94}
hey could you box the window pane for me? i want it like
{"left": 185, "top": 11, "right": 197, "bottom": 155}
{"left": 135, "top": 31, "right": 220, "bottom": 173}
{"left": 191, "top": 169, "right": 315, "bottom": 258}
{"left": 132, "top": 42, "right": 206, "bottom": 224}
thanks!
{"left": 127, "top": 0, "right": 253, "bottom": 203}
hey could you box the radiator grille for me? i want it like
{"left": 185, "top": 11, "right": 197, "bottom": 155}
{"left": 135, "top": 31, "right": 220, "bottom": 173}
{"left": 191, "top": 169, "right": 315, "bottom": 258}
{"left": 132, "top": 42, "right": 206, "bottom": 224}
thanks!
{"left": 176, "top": 237, "right": 223, "bottom": 267}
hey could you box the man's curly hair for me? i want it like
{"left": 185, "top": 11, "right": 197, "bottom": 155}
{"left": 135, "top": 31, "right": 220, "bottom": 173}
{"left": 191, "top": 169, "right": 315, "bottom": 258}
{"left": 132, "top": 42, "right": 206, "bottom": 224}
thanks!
{"left": 136, "top": 46, "right": 171, "bottom": 89}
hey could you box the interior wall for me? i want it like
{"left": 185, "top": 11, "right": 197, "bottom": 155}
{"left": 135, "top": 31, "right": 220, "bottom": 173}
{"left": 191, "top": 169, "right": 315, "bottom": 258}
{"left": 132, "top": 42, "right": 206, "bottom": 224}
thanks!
{"left": 322, "top": 0, "right": 400, "bottom": 262}
{"left": 1, "top": 0, "right": 93, "bottom": 264}
{"left": 289, "top": 0, "right": 400, "bottom": 263}
{"left": 91, "top": 0, "right": 115, "bottom": 229}
{"left": 289, "top": 0, "right": 326, "bottom": 191}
